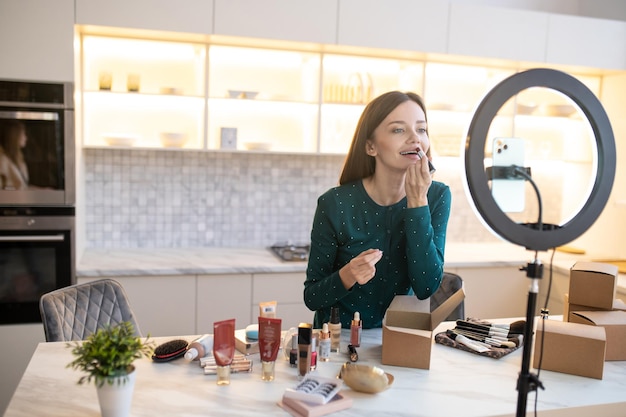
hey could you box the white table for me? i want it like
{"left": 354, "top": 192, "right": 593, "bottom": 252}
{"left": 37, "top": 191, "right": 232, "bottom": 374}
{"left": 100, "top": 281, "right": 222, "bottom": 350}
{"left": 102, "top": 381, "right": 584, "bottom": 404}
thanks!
{"left": 5, "top": 324, "right": 626, "bottom": 417}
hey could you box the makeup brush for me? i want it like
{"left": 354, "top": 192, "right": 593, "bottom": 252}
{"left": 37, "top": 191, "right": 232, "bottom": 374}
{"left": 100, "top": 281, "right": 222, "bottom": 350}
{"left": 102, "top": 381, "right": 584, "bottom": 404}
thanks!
{"left": 445, "top": 330, "right": 490, "bottom": 353}
{"left": 449, "top": 328, "right": 517, "bottom": 348}
{"left": 456, "top": 320, "right": 526, "bottom": 337}
{"left": 454, "top": 323, "right": 515, "bottom": 342}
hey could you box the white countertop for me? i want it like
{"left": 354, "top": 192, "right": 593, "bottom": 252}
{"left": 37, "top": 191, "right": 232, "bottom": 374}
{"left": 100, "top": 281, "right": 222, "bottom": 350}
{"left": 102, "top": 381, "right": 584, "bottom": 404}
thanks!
{"left": 77, "top": 242, "right": 626, "bottom": 294}
{"left": 77, "top": 242, "right": 537, "bottom": 277}
{"left": 5, "top": 324, "right": 626, "bottom": 417}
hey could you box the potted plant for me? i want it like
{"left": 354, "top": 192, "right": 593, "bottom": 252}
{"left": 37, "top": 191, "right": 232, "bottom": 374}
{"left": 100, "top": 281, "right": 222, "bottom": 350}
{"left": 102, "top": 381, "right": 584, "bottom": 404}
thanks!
{"left": 67, "top": 321, "right": 153, "bottom": 417}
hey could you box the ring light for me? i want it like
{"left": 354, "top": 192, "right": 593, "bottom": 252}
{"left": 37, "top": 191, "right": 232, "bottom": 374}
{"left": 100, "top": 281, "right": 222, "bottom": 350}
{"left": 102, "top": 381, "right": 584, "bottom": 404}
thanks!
{"left": 464, "top": 68, "right": 616, "bottom": 417}
{"left": 464, "top": 68, "right": 616, "bottom": 250}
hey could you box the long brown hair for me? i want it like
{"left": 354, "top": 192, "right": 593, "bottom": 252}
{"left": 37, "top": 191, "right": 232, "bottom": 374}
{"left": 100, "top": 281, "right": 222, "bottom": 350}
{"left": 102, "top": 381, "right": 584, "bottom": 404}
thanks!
{"left": 0, "top": 120, "right": 26, "bottom": 164}
{"left": 339, "top": 91, "right": 428, "bottom": 185}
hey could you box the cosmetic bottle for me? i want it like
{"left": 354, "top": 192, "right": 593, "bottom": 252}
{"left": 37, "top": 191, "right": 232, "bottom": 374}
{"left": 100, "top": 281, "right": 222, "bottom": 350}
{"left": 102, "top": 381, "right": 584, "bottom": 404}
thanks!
{"left": 319, "top": 323, "right": 331, "bottom": 362}
{"left": 310, "top": 333, "right": 317, "bottom": 371}
{"left": 350, "top": 311, "right": 362, "bottom": 347}
{"left": 259, "top": 316, "right": 282, "bottom": 382}
{"left": 297, "top": 323, "right": 312, "bottom": 378}
{"left": 213, "top": 319, "right": 236, "bottom": 386}
{"left": 184, "top": 334, "right": 214, "bottom": 361}
{"left": 289, "top": 332, "right": 298, "bottom": 367}
{"left": 329, "top": 306, "right": 341, "bottom": 353}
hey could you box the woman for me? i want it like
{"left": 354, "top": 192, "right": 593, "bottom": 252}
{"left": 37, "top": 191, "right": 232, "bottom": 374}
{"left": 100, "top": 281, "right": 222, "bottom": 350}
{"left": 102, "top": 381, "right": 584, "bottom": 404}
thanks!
{"left": 304, "top": 91, "right": 451, "bottom": 329}
{"left": 0, "top": 120, "right": 29, "bottom": 190}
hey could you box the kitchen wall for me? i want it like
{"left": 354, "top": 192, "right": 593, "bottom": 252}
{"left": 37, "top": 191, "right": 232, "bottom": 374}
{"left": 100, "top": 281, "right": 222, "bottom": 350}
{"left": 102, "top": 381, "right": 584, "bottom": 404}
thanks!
{"left": 83, "top": 149, "right": 566, "bottom": 249}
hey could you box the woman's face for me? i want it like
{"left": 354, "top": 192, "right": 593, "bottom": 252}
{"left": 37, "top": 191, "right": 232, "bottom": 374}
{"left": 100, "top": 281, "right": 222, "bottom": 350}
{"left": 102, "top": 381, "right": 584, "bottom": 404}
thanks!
{"left": 367, "top": 100, "right": 430, "bottom": 171}
{"left": 18, "top": 130, "right": 27, "bottom": 148}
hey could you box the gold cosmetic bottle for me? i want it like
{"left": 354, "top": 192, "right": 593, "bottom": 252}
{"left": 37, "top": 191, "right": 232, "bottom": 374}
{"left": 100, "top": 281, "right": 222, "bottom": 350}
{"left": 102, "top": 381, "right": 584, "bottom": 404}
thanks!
{"left": 329, "top": 306, "right": 341, "bottom": 353}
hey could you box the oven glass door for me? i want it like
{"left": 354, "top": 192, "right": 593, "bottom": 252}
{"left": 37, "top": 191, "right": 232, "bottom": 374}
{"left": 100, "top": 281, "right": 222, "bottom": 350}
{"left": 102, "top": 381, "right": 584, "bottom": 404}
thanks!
{"left": 0, "top": 107, "right": 65, "bottom": 191}
{"left": 0, "top": 230, "right": 72, "bottom": 324}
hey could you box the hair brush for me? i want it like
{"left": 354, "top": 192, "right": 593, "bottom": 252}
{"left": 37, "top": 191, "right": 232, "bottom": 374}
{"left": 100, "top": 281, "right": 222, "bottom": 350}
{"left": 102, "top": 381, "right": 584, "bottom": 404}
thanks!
{"left": 152, "top": 339, "right": 189, "bottom": 362}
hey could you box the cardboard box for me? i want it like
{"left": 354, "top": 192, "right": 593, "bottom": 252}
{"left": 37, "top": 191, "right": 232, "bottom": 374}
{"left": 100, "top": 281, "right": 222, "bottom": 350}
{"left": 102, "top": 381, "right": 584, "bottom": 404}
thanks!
{"left": 533, "top": 319, "right": 606, "bottom": 379}
{"left": 563, "top": 293, "right": 626, "bottom": 319}
{"left": 568, "top": 262, "right": 617, "bottom": 310}
{"left": 381, "top": 287, "right": 465, "bottom": 369}
{"left": 569, "top": 310, "right": 626, "bottom": 360}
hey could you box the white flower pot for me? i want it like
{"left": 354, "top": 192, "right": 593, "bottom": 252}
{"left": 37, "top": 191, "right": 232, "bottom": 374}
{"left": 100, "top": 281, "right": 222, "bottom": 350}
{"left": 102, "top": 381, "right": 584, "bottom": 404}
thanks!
{"left": 96, "top": 368, "right": 136, "bottom": 417}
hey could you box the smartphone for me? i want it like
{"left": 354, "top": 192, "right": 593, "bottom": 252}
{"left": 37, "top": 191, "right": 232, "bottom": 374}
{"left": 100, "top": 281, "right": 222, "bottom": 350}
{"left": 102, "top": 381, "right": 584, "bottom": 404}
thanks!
{"left": 491, "top": 137, "right": 526, "bottom": 212}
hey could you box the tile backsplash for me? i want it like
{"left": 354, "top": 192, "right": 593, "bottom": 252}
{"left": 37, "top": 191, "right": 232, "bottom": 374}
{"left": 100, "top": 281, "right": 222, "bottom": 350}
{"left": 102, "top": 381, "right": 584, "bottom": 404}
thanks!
{"left": 83, "top": 148, "right": 542, "bottom": 248}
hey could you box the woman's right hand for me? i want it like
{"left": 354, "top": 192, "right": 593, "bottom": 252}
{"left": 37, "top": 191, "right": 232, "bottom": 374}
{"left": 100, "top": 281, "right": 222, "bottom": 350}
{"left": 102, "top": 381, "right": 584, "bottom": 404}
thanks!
{"left": 339, "top": 248, "right": 383, "bottom": 289}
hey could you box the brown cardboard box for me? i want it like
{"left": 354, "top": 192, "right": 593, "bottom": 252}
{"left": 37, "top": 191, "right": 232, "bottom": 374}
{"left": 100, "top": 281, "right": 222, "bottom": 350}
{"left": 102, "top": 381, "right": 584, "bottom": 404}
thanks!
{"left": 568, "top": 262, "right": 617, "bottom": 309}
{"left": 569, "top": 310, "right": 626, "bottom": 360}
{"left": 381, "top": 287, "right": 465, "bottom": 369}
{"left": 533, "top": 319, "right": 606, "bottom": 379}
{"left": 563, "top": 293, "right": 626, "bottom": 319}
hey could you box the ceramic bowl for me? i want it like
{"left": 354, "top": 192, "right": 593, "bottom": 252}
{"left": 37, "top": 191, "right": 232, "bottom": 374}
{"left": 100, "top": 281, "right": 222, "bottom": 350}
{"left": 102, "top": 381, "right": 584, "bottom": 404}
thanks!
{"left": 160, "top": 132, "right": 188, "bottom": 148}
{"left": 339, "top": 362, "right": 394, "bottom": 394}
{"left": 244, "top": 142, "right": 271, "bottom": 151}
{"left": 545, "top": 104, "right": 576, "bottom": 117}
{"left": 228, "top": 90, "right": 258, "bottom": 99}
{"left": 516, "top": 103, "right": 537, "bottom": 115}
{"left": 103, "top": 134, "right": 138, "bottom": 147}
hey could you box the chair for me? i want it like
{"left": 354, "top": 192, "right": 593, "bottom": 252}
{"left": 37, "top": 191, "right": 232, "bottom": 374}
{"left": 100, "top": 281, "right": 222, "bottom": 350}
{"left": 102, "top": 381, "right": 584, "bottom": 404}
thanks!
{"left": 430, "top": 271, "right": 465, "bottom": 321}
{"left": 39, "top": 278, "right": 142, "bottom": 342}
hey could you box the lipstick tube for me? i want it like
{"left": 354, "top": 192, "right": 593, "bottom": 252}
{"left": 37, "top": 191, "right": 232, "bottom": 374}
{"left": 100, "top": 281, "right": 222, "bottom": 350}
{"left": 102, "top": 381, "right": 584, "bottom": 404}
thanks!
{"left": 297, "top": 323, "right": 312, "bottom": 378}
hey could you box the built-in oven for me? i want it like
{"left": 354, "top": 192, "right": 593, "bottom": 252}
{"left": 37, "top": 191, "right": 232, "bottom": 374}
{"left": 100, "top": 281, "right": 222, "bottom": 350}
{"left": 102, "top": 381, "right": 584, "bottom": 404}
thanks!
{"left": 0, "top": 80, "right": 75, "bottom": 206}
{"left": 0, "top": 206, "right": 75, "bottom": 324}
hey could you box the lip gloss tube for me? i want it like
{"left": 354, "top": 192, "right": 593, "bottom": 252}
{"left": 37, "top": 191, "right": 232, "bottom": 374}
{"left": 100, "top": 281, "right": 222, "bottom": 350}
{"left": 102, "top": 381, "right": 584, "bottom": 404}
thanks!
{"left": 297, "top": 323, "right": 312, "bottom": 378}
{"left": 417, "top": 150, "right": 436, "bottom": 174}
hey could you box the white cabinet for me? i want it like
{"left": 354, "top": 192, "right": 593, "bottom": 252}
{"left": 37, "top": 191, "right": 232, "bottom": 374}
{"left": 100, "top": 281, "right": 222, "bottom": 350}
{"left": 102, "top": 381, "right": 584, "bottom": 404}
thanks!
{"left": 78, "top": 276, "right": 196, "bottom": 337}
{"left": 0, "top": 0, "right": 74, "bottom": 82}
{"left": 337, "top": 0, "right": 448, "bottom": 54}
{"left": 446, "top": 266, "right": 530, "bottom": 319}
{"left": 448, "top": 4, "right": 548, "bottom": 63}
{"left": 214, "top": 0, "right": 338, "bottom": 44}
{"left": 207, "top": 45, "right": 321, "bottom": 152}
{"left": 251, "top": 273, "right": 312, "bottom": 329}
{"left": 75, "top": 0, "right": 214, "bottom": 34}
{"left": 197, "top": 274, "right": 253, "bottom": 333}
{"left": 80, "top": 35, "right": 207, "bottom": 149}
{"left": 546, "top": 14, "right": 626, "bottom": 70}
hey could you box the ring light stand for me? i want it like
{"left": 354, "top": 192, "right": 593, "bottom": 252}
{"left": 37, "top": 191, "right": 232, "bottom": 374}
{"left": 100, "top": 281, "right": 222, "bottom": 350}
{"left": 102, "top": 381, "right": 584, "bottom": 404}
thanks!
{"left": 464, "top": 68, "right": 616, "bottom": 417}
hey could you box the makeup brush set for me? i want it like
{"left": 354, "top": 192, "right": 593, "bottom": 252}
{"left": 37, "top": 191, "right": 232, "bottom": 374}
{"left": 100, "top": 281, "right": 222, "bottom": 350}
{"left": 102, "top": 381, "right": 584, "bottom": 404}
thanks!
{"left": 435, "top": 318, "right": 526, "bottom": 359}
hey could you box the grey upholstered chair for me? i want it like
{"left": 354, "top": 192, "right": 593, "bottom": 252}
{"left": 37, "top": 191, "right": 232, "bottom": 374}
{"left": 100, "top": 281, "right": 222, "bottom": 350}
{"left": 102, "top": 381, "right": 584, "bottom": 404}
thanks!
{"left": 430, "top": 271, "right": 465, "bottom": 321}
{"left": 39, "top": 278, "right": 142, "bottom": 342}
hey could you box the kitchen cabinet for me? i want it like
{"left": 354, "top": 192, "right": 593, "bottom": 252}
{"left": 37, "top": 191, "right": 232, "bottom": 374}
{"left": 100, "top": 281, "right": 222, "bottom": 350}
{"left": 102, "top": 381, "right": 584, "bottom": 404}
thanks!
{"left": 197, "top": 274, "right": 253, "bottom": 334}
{"left": 445, "top": 266, "right": 530, "bottom": 319}
{"left": 0, "top": 0, "right": 74, "bottom": 82}
{"left": 448, "top": 4, "right": 548, "bottom": 63}
{"left": 81, "top": 35, "right": 207, "bottom": 149}
{"left": 337, "top": 0, "right": 448, "bottom": 54}
{"left": 251, "top": 273, "right": 312, "bottom": 329}
{"left": 78, "top": 276, "right": 197, "bottom": 337}
{"left": 78, "top": 27, "right": 604, "bottom": 156}
{"left": 207, "top": 45, "right": 321, "bottom": 152}
{"left": 546, "top": 14, "right": 626, "bottom": 71}
{"left": 75, "top": 0, "right": 214, "bottom": 34}
{"left": 214, "top": 0, "right": 338, "bottom": 44}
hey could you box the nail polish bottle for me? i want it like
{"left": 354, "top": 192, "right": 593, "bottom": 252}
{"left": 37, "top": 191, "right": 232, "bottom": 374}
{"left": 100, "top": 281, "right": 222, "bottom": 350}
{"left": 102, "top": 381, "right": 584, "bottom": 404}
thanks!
{"left": 350, "top": 311, "right": 362, "bottom": 347}
{"left": 310, "top": 333, "right": 317, "bottom": 371}
{"left": 289, "top": 333, "right": 298, "bottom": 367}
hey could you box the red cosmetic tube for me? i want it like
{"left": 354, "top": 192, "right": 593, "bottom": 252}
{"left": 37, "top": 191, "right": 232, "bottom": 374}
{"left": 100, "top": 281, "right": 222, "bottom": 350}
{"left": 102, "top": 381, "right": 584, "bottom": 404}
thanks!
{"left": 258, "top": 316, "right": 282, "bottom": 381}
{"left": 213, "top": 318, "right": 236, "bottom": 385}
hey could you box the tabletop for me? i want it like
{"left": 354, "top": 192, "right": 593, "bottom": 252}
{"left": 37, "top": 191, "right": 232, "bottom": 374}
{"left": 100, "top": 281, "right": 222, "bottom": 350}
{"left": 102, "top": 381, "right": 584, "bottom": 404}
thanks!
{"left": 4, "top": 322, "right": 626, "bottom": 417}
